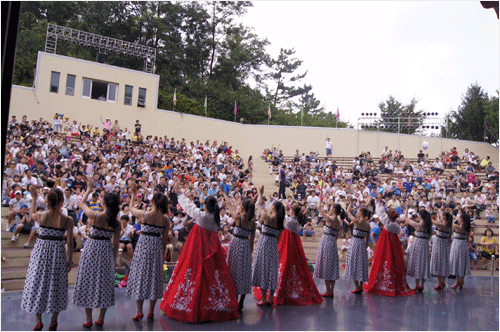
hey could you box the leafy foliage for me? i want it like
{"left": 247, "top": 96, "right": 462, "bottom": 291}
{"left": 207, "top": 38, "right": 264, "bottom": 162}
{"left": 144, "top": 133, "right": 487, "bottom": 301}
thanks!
{"left": 13, "top": 1, "right": 346, "bottom": 128}
{"left": 442, "top": 83, "right": 497, "bottom": 144}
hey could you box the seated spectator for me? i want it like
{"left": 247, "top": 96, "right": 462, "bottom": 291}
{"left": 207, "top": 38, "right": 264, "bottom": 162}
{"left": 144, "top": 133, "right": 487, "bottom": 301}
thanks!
{"left": 118, "top": 215, "right": 134, "bottom": 260}
{"left": 306, "top": 190, "right": 320, "bottom": 220}
{"left": 7, "top": 190, "right": 25, "bottom": 232}
{"left": 302, "top": 218, "right": 315, "bottom": 241}
{"left": 478, "top": 228, "right": 499, "bottom": 270}
{"left": 474, "top": 190, "right": 487, "bottom": 218}
{"left": 10, "top": 204, "right": 32, "bottom": 243}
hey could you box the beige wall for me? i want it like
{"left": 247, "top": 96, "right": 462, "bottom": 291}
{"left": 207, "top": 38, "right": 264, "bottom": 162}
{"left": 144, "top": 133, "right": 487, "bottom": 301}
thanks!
{"left": 8, "top": 52, "right": 498, "bottom": 167}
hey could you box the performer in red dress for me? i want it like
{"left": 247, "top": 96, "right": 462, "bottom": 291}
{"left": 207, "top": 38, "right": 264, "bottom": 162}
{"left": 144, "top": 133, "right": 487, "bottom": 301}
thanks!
{"left": 363, "top": 204, "right": 416, "bottom": 297}
{"left": 160, "top": 181, "right": 239, "bottom": 323}
{"left": 254, "top": 206, "right": 323, "bottom": 306}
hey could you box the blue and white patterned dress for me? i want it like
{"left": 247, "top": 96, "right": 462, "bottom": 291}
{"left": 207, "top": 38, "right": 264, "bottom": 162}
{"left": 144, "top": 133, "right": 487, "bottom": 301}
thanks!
{"left": 73, "top": 226, "right": 116, "bottom": 308}
{"left": 21, "top": 226, "right": 69, "bottom": 314}
{"left": 251, "top": 225, "right": 280, "bottom": 290}
{"left": 430, "top": 230, "right": 451, "bottom": 277}
{"left": 407, "top": 231, "right": 430, "bottom": 280}
{"left": 344, "top": 228, "right": 369, "bottom": 282}
{"left": 126, "top": 223, "right": 165, "bottom": 300}
{"left": 314, "top": 226, "right": 340, "bottom": 281}
{"left": 227, "top": 226, "right": 253, "bottom": 295}
{"left": 449, "top": 232, "right": 471, "bottom": 277}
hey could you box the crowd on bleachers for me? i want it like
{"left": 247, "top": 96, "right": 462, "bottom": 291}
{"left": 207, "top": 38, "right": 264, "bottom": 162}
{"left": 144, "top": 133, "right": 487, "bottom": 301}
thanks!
{"left": 262, "top": 142, "right": 499, "bottom": 270}
{"left": 3, "top": 113, "right": 259, "bottom": 258}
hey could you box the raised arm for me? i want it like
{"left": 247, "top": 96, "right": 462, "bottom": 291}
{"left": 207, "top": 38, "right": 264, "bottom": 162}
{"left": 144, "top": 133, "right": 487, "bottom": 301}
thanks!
{"left": 176, "top": 180, "right": 203, "bottom": 221}
{"left": 128, "top": 181, "right": 145, "bottom": 223}
{"left": 317, "top": 200, "right": 330, "bottom": 223}
{"left": 79, "top": 176, "right": 97, "bottom": 221}
{"left": 346, "top": 199, "right": 358, "bottom": 223}
{"left": 404, "top": 208, "right": 421, "bottom": 229}
{"left": 255, "top": 185, "right": 267, "bottom": 221}
{"left": 29, "top": 185, "right": 40, "bottom": 223}
{"left": 222, "top": 191, "right": 237, "bottom": 219}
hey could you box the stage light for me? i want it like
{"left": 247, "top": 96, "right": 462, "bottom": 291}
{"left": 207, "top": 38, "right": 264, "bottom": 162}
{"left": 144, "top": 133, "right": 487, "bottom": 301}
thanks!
{"left": 361, "top": 113, "right": 365, "bottom": 116}
{"left": 374, "top": 113, "right": 377, "bottom": 116}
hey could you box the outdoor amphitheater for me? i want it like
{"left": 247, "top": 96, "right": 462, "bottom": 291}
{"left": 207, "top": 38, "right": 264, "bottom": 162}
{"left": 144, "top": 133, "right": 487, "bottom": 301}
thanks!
{"left": 2, "top": 21, "right": 499, "bottom": 331}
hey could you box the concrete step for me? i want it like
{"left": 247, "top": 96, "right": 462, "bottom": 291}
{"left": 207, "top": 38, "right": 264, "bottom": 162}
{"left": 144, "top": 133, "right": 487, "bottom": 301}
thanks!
{"left": 2, "top": 269, "right": 79, "bottom": 292}
{"left": 1, "top": 247, "right": 32, "bottom": 258}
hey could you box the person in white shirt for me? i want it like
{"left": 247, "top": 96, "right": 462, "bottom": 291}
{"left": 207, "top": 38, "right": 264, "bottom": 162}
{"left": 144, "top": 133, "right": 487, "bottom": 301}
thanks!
{"left": 306, "top": 190, "right": 320, "bottom": 220}
{"left": 21, "top": 170, "right": 38, "bottom": 188}
{"left": 325, "top": 137, "right": 333, "bottom": 157}
{"left": 474, "top": 191, "right": 487, "bottom": 218}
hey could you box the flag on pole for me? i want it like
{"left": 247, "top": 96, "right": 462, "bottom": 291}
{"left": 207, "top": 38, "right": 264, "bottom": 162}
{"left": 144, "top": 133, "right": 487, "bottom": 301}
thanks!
{"left": 204, "top": 95, "right": 207, "bottom": 117}
{"left": 173, "top": 88, "right": 177, "bottom": 106}
{"left": 268, "top": 102, "right": 271, "bottom": 120}
{"left": 484, "top": 120, "right": 488, "bottom": 136}
{"left": 233, "top": 101, "right": 238, "bottom": 116}
{"left": 336, "top": 106, "right": 340, "bottom": 121}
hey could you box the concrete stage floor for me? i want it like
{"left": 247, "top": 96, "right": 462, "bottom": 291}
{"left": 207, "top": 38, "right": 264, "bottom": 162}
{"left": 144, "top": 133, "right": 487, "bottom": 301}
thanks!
{"left": 1, "top": 276, "right": 498, "bottom": 331}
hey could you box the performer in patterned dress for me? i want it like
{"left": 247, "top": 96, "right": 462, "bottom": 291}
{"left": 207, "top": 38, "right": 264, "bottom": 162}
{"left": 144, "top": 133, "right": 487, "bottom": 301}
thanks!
{"left": 363, "top": 203, "right": 416, "bottom": 297}
{"left": 251, "top": 185, "right": 285, "bottom": 307}
{"left": 404, "top": 209, "right": 432, "bottom": 292}
{"left": 223, "top": 192, "right": 256, "bottom": 312}
{"left": 430, "top": 212, "right": 453, "bottom": 291}
{"left": 344, "top": 200, "right": 372, "bottom": 294}
{"left": 73, "top": 177, "right": 121, "bottom": 328}
{"left": 313, "top": 202, "right": 343, "bottom": 298}
{"left": 21, "top": 187, "right": 74, "bottom": 331}
{"left": 254, "top": 205, "right": 323, "bottom": 306}
{"left": 160, "top": 179, "right": 240, "bottom": 323}
{"left": 126, "top": 181, "right": 170, "bottom": 320}
{"left": 449, "top": 213, "right": 472, "bottom": 289}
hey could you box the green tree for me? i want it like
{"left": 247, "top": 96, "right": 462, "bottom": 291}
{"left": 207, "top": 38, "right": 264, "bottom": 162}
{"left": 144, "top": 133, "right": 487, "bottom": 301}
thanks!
{"left": 375, "top": 96, "right": 423, "bottom": 134}
{"left": 442, "top": 83, "right": 491, "bottom": 143}
{"left": 484, "top": 90, "right": 499, "bottom": 144}
{"left": 267, "top": 48, "right": 310, "bottom": 108}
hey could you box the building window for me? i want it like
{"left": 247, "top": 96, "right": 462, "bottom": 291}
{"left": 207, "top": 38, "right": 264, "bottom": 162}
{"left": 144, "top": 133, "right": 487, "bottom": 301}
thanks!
{"left": 81, "top": 78, "right": 118, "bottom": 102}
{"left": 50, "top": 71, "right": 60, "bottom": 93}
{"left": 65, "top": 74, "right": 76, "bottom": 96}
{"left": 82, "top": 79, "right": 91, "bottom": 98}
{"left": 138, "top": 88, "right": 146, "bottom": 108}
{"left": 124, "top": 85, "right": 133, "bottom": 106}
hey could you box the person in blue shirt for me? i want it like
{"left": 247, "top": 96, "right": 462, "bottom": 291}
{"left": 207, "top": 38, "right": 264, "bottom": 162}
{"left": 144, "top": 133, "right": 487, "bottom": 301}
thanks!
{"left": 368, "top": 222, "right": 384, "bottom": 250}
{"left": 207, "top": 182, "right": 219, "bottom": 196}
{"left": 219, "top": 178, "right": 231, "bottom": 195}
{"left": 164, "top": 162, "right": 174, "bottom": 179}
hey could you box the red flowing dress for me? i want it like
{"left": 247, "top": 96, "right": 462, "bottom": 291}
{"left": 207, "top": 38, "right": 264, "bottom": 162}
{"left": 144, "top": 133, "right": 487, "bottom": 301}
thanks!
{"left": 160, "top": 194, "right": 240, "bottom": 323}
{"left": 254, "top": 217, "right": 323, "bottom": 306}
{"left": 363, "top": 226, "right": 416, "bottom": 297}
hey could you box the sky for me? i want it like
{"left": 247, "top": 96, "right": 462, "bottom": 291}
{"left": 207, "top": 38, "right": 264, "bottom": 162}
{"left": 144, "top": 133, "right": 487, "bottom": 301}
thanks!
{"left": 240, "top": 1, "right": 499, "bottom": 132}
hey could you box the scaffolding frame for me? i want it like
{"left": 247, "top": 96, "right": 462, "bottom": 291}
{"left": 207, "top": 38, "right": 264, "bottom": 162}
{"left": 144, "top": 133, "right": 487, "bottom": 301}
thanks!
{"left": 44, "top": 23, "right": 156, "bottom": 74}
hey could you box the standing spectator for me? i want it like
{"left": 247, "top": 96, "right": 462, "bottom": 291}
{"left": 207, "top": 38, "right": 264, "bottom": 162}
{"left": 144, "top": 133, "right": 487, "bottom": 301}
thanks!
{"left": 325, "top": 136, "right": 333, "bottom": 157}
{"left": 278, "top": 164, "right": 286, "bottom": 200}
{"left": 134, "top": 120, "right": 142, "bottom": 135}
{"left": 468, "top": 235, "right": 478, "bottom": 270}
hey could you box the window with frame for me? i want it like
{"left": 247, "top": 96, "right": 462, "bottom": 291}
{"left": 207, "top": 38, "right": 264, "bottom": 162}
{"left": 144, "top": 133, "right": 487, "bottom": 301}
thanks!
{"left": 50, "top": 71, "right": 60, "bottom": 93}
{"left": 138, "top": 88, "right": 146, "bottom": 108}
{"left": 124, "top": 85, "right": 133, "bottom": 106}
{"left": 65, "top": 74, "right": 76, "bottom": 96}
{"left": 81, "top": 78, "right": 118, "bottom": 102}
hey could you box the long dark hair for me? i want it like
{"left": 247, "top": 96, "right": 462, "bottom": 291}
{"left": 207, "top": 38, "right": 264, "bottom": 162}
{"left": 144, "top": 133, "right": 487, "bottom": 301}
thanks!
{"left": 461, "top": 213, "right": 471, "bottom": 234}
{"left": 242, "top": 199, "right": 255, "bottom": 221}
{"left": 205, "top": 195, "right": 220, "bottom": 227}
{"left": 333, "top": 204, "right": 347, "bottom": 220}
{"left": 419, "top": 209, "right": 432, "bottom": 235}
{"left": 444, "top": 212, "right": 453, "bottom": 229}
{"left": 274, "top": 201, "right": 285, "bottom": 230}
{"left": 291, "top": 205, "right": 307, "bottom": 226}
{"left": 104, "top": 192, "right": 120, "bottom": 229}
{"left": 152, "top": 192, "right": 169, "bottom": 214}
{"left": 47, "top": 188, "right": 64, "bottom": 209}
{"left": 359, "top": 207, "right": 372, "bottom": 220}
